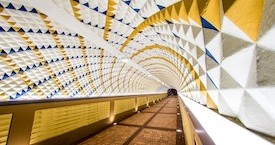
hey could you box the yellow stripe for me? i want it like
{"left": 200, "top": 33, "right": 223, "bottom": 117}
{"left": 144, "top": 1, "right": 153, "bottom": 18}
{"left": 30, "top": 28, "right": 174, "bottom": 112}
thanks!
{"left": 116, "top": 64, "right": 126, "bottom": 93}
{"left": 70, "top": 1, "right": 99, "bottom": 95}
{"left": 131, "top": 72, "right": 144, "bottom": 92}
{"left": 109, "top": 58, "right": 117, "bottom": 92}
{"left": 101, "top": 0, "right": 119, "bottom": 94}
{"left": 78, "top": 36, "right": 98, "bottom": 95}
{"left": 70, "top": 0, "right": 82, "bottom": 21}
{"left": 99, "top": 48, "right": 107, "bottom": 93}
{"left": 121, "top": 67, "right": 133, "bottom": 92}
{"left": 39, "top": 12, "right": 84, "bottom": 96}
{"left": 128, "top": 70, "right": 138, "bottom": 93}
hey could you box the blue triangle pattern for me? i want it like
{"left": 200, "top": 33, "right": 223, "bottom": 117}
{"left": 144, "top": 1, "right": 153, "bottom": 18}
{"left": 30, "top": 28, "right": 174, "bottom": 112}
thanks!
{"left": 206, "top": 48, "right": 219, "bottom": 64}
{"left": 19, "top": 5, "right": 28, "bottom": 12}
{"left": 93, "top": 7, "right": 98, "bottom": 11}
{"left": 157, "top": 5, "right": 165, "bottom": 10}
{"left": 134, "top": 9, "right": 140, "bottom": 13}
{"left": 201, "top": 16, "right": 218, "bottom": 31}
{"left": 30, "top": 8, "right": 37, "bottom": 13}
{"left": 124, "top": 1, "right": 131, "bottom": 5}
{"left": 0, "top": 26, "right": 5, "bottom": 32}
{"left": 207, "top": 74, "right": 218, "bottom": 89}
{"left": 6, "top": 3, "right": 16, "bottom": 9}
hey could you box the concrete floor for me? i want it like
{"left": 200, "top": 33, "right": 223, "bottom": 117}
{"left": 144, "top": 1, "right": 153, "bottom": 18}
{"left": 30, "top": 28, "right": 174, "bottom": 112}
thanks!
{"left": 78, "top": 97, "right": 184, "bottom": 145}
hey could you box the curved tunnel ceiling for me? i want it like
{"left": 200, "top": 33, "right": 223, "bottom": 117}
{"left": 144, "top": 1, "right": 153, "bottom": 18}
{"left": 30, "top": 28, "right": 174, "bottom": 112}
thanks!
{"left": 0, "top": 0, "right": 275, "bottom": 138}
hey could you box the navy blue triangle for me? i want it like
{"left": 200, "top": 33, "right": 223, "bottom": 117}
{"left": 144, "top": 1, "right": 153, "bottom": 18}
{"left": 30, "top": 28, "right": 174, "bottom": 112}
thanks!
{"left": 8, "top": 27, "right": 15, "bottom": 32}
{"left": 21, "top": 89, "right": 26, "bottom": 95}
{"left": 207, "top": 74, "right": 218, "bottom": 89}
{"left": 19, "top": 6, "right": 28, "bottom": 12}
{"left": 2, "top": 73, "right": 9, "bottom": 80}
{"left": 30, "top": 8, "right": 37, "bottom": 13}
{"left": 93, "top": 7, "right": 98, "bottom": 11}
{"left": 18, "top": 47, "right": 24, "bottom": 52}
{"left": 0, "top": 50, "right": 7, "bottom": 56}
{"left": 16, "top": 92, "right": 21, "bottom": 98}
{"left": 18, "top": 68, "right": 24, "bottom": 74}
{"left": 10, "top": 71, "right": 16, "bottom": 77}
{"left": 18, "top": 28, "right": 25, "bottom": 32}
{"left": 205, "top": 48, "right": 219, "bottom": 64}
{"left": 172, "top": 32, "right": 180, "bottom": 38}
{"left": 201, "top": 16, "right": 218, "bottom": 31}
{"left": 38, "top": 80, "right": 42, "bottom": 85}
{"left": 134, "top": 9, "right": 140, "bottom": 13}
{"left": 0, "top": 26, "right": 5, "bottom": 32}
{"left": 118, "top": 19, "right": 123, "bottom": 22}
{"left": 37, "top": 29, "right": 42, "bottom": 33}
{"left": 26, "top": 46, "right": 31, "bottom": 51}
{"left": 6, "top": 3, "right": 16, "bottom": 9}
{"left": 45, "top": 30, "right": 50, "bottom": 34}
{"left": 166, "top": 20, "right": 173, "bottom": 24}
{"left": 31, "top": 64, "right": 36, "bottom": 68}
{"left": 157, "top": 5, "right": 165, "bottom": 10}
{"left": 25, "top": 66, "right": 30, "bottom": 71}
{"left": 28, "top": 29, "right": 34, "bottom": 33}
{"left": 9, "top": 48, "right": 16, "bottom": 54}
{"left": 83, "top": 2, "right": 89, "bottom": 7}
{"left": 102, "top": 11, "right": 107, "bottom": 15}
{"left": 0, "top": 3, "right": 3, "bottom": 8}
{"left": 124, "top": 1, "right": 131, "bottom": 5}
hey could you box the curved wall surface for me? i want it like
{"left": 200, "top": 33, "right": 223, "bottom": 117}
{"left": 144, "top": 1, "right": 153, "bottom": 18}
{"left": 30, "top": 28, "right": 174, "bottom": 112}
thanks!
{"left": 0, "top": 0, "right": 274, "bottom": 139}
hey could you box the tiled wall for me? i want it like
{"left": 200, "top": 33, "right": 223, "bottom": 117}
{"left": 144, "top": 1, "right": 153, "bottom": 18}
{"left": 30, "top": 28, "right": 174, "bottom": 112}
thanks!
{"left": 0, "top": 0, "right": 274, "bottom": 138}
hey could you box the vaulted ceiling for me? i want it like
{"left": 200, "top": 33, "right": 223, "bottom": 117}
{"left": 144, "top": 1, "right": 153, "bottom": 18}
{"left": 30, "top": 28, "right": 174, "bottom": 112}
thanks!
{"left": 0, "top": 0, "right": 274, "bottom": 138}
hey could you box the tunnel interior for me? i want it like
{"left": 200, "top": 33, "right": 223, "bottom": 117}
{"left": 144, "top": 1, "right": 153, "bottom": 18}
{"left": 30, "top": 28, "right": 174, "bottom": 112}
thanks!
{"left": 0, "top": 0, "right": 275, "bottom": 145}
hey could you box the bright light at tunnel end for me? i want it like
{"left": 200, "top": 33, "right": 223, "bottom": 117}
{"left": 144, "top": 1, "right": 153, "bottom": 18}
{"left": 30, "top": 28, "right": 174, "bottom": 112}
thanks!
{"left": 121, "top": 58, "right": 129, "bottom": 63}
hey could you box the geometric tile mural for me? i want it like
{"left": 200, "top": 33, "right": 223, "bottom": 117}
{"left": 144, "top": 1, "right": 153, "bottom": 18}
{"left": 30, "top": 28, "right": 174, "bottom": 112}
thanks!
{"left": 0, "top": 0, "right": 164, "bottom": 101}
{"left": 0, "top": 0, "right": 274, "bottom": 138}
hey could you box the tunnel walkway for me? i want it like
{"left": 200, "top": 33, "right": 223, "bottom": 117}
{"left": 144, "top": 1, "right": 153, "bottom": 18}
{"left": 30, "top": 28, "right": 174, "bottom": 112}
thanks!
{"left": 77, "top": 97, "right": 184, "bottom": 145}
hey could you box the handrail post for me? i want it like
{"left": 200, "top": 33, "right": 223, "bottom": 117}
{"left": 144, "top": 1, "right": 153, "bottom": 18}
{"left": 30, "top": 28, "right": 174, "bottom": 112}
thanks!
{"left": 109, "top": 100, "right": 115, "bottom": 123}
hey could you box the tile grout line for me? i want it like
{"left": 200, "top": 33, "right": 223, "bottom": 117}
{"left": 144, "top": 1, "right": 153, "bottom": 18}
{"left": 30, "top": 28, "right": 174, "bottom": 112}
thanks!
{"left": 122, "top": 98, "right": 172, "bottom": 145}
{"left": 118, "top": 123, "right": 176, "bottom": 131}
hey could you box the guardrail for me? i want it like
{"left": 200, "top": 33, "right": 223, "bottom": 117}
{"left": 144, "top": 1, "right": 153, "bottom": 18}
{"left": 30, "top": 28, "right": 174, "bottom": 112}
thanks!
{"left": 178, "top": 97, "right": 215, "bottom": 145}
{"left": 0, "top": 93, "right": 167, "bottom": 145}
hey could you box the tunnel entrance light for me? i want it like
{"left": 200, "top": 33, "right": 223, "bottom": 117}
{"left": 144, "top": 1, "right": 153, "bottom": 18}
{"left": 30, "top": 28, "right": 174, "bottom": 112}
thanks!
{"left": 121, "top": 58, "right": 129, "bottom": 63}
